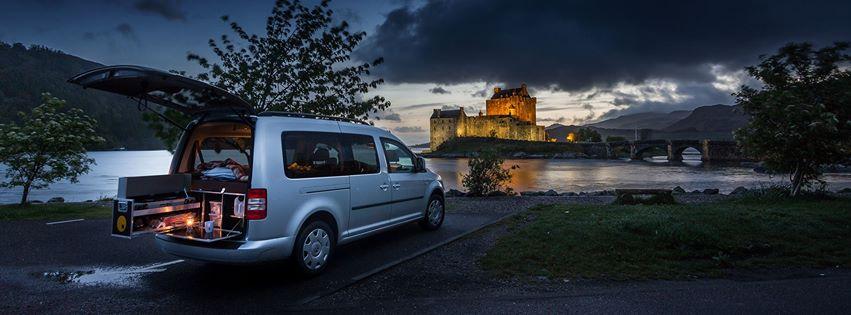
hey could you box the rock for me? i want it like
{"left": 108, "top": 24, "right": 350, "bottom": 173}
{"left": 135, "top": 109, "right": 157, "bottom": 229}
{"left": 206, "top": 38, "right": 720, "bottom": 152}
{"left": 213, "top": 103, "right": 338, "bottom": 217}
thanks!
{"left": 512, "top": 152, "right": 527, "bottom": 158}
{"left": 30, "top": 200, "right": 43, "bottom": 204}
{"left": 84, "top": 200, "right": 93, "bottom": 203}
{"left": 446, "top": 189, "right": 466, "bottom": 197}
{"left": 561, "top": 192, "right": 577, "bottom": 196}
{"left": 691, "top": 190, "right": 702, "bottom": 194}
{"left": 672, "top": 186, "right": 686, "bottom": 194}
{"left": 544, "top": 189, "right": 559, "bottom": 196}
{"left": 520, "top": 191, "right": 542, "bottom": 196}
{"left": 579, "top": 191, "right": 588, "bottom": 196}
{"left": 552, "top": 152, "right": 577, "bottom": 159}
{"left": 703, "top": 188, "right": 720, "bottom": 195}
{"left": 837, "top": 187, "right": 851, "bottom": 194}
{"left": 47, "top": 197, "right": 65, "bottom": 203}
{"left": 528, "top": 154, "right": 546, "bottom": 159}
{"left": 730, "top": 186, "right": 749, "bottom": 195}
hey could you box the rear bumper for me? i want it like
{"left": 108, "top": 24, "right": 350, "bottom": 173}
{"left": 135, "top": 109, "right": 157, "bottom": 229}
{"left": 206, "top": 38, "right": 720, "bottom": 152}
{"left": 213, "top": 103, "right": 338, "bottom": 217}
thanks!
{"left": 155, "top": 234, "right": 294, "bottom": 264}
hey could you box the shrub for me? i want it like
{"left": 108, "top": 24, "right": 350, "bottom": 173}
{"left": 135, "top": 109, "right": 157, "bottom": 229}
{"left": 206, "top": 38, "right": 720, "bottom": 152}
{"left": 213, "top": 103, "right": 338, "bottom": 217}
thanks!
{"left": 462, "top": 149, "right": 517, "bottom": 196}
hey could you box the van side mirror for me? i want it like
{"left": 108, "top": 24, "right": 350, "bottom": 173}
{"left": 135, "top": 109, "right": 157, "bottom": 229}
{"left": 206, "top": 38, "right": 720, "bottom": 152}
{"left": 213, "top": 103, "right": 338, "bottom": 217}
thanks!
{"left": 416, "top": 156, "right": 427, "bottom": 172}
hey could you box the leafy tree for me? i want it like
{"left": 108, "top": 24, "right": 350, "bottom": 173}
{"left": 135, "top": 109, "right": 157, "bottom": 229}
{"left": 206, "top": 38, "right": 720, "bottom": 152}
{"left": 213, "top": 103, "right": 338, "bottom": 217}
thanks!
{"left": 146, "top": 0, "right": 390, "bottom": 148}
{"left": 605, "top": 136, "right": 626, "bottom": 142}
{"left": 462, "top": 149, "right": 517, "bottom": 196}
{"left": 735, "top": 42, "right": 851, "bottom": 196}
{"left": 576, "top": 128, "right": 602, "bottom": 142}
{"left": 0, "top": 93, "right": 104, "bottom": 205}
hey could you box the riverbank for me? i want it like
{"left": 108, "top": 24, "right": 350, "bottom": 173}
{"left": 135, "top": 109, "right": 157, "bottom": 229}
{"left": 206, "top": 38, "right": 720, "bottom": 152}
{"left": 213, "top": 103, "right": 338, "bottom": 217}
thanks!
{"left": 308, "top": 195, "right": 851, "bottom": 312}
{"left": 482, "top": 197, "right": 851, "bottom": 279}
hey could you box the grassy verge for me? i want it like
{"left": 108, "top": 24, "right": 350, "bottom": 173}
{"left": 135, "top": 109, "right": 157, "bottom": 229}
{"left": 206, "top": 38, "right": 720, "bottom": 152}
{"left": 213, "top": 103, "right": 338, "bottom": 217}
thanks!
{"left": 481, "top": 198, "right": 851, "bottom": 280}
{"left": 428, "top": 137, "right": 585, "bottom": 157}
{"left": 0, "top": 202, "right": 111, "bottom": 221}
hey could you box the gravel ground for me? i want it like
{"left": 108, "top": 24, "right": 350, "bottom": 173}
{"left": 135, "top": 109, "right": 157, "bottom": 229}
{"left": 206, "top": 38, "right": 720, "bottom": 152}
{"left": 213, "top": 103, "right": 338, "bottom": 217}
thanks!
{"left": 303, "top": 194, "right": 736, "bottom": 310}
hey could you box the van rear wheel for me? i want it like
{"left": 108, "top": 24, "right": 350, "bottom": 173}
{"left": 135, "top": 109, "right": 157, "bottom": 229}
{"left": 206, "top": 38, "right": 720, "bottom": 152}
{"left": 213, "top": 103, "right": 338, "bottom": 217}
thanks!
{"left": 293, "top": 220, "right": 335, "bottom": 276}
{"left": 419, "top": 194, "right": 444, "bottom": 231}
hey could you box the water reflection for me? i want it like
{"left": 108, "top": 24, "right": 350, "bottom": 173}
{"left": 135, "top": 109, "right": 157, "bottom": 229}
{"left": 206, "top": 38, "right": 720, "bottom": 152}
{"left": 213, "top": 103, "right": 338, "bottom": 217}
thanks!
{"left": 425, "top": 157, "right": 851, "bottom": 194}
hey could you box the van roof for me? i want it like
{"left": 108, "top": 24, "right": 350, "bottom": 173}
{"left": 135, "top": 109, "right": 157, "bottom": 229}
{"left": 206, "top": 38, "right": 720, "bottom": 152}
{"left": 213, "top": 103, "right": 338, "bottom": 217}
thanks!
{"left": 257, "top": 111, "right": 370, "bottom": 125}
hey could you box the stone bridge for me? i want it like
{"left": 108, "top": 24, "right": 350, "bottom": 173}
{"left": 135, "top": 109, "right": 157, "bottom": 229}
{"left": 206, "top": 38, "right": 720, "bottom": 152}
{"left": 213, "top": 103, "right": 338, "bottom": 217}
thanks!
{"left": 605, "top": 140, "right": 745, "bottom": 162}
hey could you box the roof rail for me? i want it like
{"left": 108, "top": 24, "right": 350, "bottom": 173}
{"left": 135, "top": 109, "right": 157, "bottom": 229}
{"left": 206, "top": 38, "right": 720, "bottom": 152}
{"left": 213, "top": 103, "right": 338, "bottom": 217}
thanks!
{"left": 257, "top": 111, "right": 371, "bottom": 125}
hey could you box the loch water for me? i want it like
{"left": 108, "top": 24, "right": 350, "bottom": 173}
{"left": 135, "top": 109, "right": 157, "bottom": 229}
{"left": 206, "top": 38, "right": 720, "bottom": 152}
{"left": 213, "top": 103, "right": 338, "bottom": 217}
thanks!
{"left": 1, "top": 150, "right": 850, "bottom": 204}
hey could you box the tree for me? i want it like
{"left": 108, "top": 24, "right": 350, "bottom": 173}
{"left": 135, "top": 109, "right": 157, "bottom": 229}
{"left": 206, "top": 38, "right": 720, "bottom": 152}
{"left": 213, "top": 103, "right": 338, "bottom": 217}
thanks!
{"left": 462, "top": 149, "right": 517, "bottom": 196}
{"left": 606, "top": 136, "right": 626, "bottom": 142}
{"left": 0, "top": 93, "right": 104, "bottom": 205}
{"left": 146, "top": 0, "right": 390, "bottom": 148}
{"left": 576, "top": 128, "right": 602, "bottom": 142}
{"left": 735, "top": 42, "right": 851, "bottom": 196}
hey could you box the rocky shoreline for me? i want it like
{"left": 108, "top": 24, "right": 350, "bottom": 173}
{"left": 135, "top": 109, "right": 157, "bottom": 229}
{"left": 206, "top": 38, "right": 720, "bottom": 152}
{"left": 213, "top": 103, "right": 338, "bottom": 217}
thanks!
{"left": 445, "top": 186, "right": 851, "bottom": 198}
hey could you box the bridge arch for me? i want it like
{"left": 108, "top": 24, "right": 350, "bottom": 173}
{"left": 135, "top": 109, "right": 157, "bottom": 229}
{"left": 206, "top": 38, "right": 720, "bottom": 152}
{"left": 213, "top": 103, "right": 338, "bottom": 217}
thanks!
{"left": 669, "top": 145, "right": 704, "bottom": 161}
{"left": 632, "top": 143, "right": 668, "bottom": 160}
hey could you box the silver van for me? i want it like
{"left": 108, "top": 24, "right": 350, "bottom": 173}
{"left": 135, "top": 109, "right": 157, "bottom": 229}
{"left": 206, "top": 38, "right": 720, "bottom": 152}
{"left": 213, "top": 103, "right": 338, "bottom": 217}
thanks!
{"left": 70, "top": 66, "right": 445, "bottom": 275}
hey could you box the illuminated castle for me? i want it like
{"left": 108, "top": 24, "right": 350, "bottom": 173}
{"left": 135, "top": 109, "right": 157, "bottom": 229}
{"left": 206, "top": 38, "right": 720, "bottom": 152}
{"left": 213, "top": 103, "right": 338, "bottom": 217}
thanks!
{"left": 429, "top": 84, "right": 546, "bottom": 151}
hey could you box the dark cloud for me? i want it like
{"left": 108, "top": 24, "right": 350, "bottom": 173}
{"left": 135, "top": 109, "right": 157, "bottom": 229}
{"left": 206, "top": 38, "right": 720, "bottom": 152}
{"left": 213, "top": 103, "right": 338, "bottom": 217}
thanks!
{"left": 115, "top": 23, "right": 139, "bottom": 44}
{"left": 358, "top": 0, "right": 851, "bottom": 91}
{"left": 393, "top": 126, "right": 425, "bottom": 133}
{"left": 134, "top": 0, "right": 186, "bottom": 21}
{"left": 428, "top": 86, "right": 451, "bottom": 94}
{"left": 374, "top": 111, "right": 402, "bottom": 122}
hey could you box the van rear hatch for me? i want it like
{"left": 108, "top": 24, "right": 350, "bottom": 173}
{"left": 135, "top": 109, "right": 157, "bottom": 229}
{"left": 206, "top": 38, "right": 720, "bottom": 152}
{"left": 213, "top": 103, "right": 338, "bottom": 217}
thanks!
{"left": 68, "top": 65, "right": 252, "bottom": 115}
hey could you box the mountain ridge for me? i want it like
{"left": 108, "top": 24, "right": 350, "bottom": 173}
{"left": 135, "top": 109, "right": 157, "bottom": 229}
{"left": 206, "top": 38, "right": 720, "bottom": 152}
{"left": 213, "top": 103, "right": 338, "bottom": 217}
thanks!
{"left": 0, "top": 42, "right": 162, "bottom": 150}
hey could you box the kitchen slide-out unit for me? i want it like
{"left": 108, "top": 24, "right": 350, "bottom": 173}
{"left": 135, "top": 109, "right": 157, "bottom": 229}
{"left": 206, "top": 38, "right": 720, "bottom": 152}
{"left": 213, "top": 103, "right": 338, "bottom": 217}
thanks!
{"left": 112, "top": 174, "right": 247, "bottom": 243}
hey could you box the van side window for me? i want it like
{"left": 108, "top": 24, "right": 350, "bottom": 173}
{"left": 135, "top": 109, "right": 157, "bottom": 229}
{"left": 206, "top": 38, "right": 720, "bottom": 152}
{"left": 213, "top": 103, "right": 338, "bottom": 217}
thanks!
{"left": 342, "top": 134, "right": 379, "bottom": 175}
{"left": 381, "top": 138, "right": 415, "bottom": 173}
{"left": 282, "top": 132, "right": 344, "bottom": 178}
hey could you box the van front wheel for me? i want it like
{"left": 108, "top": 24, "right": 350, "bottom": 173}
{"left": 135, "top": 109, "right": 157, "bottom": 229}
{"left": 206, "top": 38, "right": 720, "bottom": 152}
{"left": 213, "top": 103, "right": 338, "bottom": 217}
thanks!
{"left": 419, "top": 194, "right": 444, "bottom": 231}
{"left": 293, "top": 220, "right": 335, "bottom": 276}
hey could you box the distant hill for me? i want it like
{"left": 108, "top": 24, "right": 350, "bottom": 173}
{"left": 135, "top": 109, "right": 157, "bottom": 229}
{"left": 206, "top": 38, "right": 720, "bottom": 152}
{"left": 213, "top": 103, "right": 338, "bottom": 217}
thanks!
{"left": 545, "top": 104, "right": 748, "bottom": 141}
{"left": 0, "top": 42, "right": 162, "bottom": 150}
{"left": 663, "top": 104, "right": 749, "bottom": 132}
{"left": 588, "top": 110, "right": 691, "bottom": 129}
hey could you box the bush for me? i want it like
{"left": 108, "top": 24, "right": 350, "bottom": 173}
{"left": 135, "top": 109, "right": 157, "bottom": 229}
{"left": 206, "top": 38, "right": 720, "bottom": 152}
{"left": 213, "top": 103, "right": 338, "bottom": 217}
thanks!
{"left": 462, "top": 149, "right": 517, "bottom": 196}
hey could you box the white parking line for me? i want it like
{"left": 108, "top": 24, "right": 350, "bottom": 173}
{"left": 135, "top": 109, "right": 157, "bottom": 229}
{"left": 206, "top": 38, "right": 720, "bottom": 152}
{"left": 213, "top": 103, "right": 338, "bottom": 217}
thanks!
{"left": 140, "top": 259, "right": 184, "bottom": 271}
{"left": 46, "top": 219, "right": 85, "bottom": 225}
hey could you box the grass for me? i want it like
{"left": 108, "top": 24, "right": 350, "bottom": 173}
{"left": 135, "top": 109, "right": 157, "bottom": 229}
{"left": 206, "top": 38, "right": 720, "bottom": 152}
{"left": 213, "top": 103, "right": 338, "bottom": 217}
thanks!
{"left": 430, "top": 137, "right": 585, "bottom": 157}
{"left": 0, "top": 202, "right": 112, "bottom": 221}
{"left": 481, "top": 198, "right": 851, "bottom": 280}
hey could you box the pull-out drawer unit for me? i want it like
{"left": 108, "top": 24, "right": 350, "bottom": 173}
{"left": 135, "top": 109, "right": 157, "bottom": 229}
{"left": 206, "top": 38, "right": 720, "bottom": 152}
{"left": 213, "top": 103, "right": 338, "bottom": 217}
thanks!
{"left": 112, "top": 174, "right": 199, "bottom": 238}
{"left": 111, "top": 174, "right": 245, "bottom": 242}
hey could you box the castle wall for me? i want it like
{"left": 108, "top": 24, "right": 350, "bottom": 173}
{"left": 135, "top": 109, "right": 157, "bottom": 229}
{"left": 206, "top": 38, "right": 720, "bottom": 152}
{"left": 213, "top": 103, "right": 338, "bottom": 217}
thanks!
{"left": 429, "top": 117, "right": 458, "bottom": 151}
{"left": 485, "top": 96, "right": 537, "bottom": 124}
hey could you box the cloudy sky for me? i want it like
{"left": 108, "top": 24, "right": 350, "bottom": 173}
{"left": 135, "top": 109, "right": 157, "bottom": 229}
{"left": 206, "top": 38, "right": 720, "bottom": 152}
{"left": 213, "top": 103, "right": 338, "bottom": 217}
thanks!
{"left": 2, "top": 0, "right": 850, "bottom": 144}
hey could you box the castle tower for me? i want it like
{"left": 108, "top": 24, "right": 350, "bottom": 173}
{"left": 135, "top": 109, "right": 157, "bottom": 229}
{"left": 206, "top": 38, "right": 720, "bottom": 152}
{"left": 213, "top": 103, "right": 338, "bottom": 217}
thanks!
{"left": 485, "top": 84, "right": 536, "bottom": 124}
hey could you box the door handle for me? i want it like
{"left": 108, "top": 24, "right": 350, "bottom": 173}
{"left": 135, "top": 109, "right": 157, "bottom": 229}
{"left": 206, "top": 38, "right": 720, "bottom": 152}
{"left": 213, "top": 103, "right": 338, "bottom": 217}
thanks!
{"left": 379, "top": 184, "right": 389, "bottom": 191}
{"left": 392, "top": 183, "right": 401, "bottom": 190}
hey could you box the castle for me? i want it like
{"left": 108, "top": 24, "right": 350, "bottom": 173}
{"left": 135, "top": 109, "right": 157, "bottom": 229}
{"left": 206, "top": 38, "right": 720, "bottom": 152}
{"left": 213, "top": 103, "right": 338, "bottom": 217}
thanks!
{"left": 429, "top": 84, "right": 546, "bottom": 151}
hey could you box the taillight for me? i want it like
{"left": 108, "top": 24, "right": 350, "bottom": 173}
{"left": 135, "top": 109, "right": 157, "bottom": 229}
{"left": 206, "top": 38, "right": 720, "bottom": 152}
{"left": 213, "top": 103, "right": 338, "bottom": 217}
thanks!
{"left": 246, "top": 188, "right": 267, "bottom": 220}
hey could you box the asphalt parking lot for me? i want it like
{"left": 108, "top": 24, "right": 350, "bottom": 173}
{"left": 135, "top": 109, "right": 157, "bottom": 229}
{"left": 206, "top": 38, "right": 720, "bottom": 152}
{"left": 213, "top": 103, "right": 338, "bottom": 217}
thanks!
{"left": 0, "top": 210, "right": 506, "bottom": 313}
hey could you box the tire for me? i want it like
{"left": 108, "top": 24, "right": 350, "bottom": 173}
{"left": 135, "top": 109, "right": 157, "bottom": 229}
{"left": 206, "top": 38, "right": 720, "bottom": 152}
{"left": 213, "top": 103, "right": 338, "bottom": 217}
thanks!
{"left": 292, "top": 219, "right": 335, "bottom": 276}
{"left": 419, "top": 194, "right": 445, "bottom": 231}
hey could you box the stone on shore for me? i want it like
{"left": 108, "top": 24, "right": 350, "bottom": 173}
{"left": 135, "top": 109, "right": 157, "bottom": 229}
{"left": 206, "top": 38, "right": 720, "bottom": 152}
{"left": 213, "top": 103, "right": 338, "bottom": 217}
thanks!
{"left": 544, "top": 189, "right": 559, "bottom": 196}
{"left": 703, "top": 188, "right": 720, "bottom": 195}
{"left": 730, "top": 186, "right": 749, "bottom": 195}
{"left": 47, "top": 197, "right": 65, "bottom": 203}
{"left": 672, "top": 186, "right": 686, "bottom": 194}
